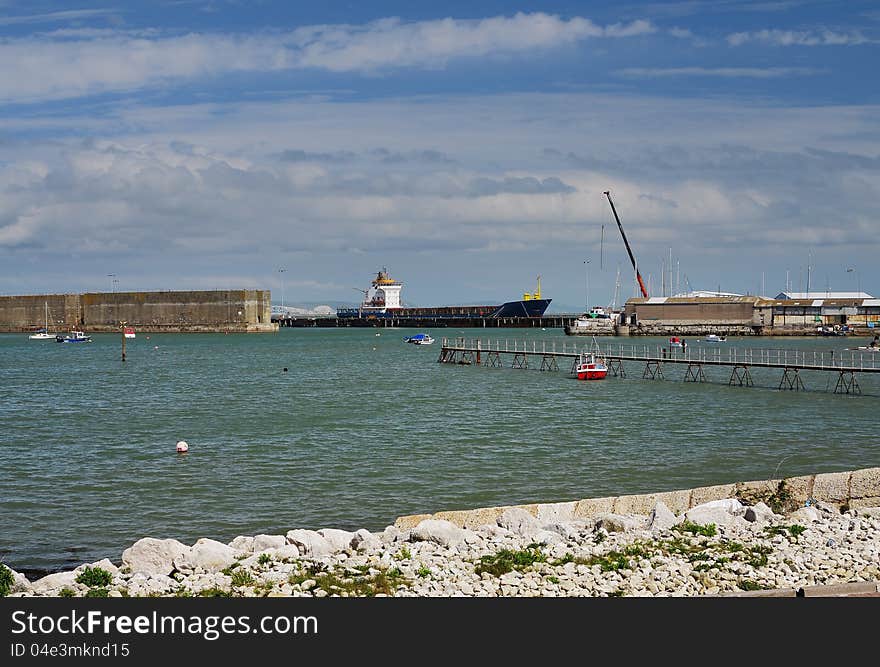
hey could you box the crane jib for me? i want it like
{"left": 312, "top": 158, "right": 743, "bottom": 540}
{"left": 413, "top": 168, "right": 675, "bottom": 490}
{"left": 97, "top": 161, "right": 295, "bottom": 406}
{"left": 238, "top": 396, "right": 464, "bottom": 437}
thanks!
{"left": 603, "top": 191, "right": 649, "bottom": 299}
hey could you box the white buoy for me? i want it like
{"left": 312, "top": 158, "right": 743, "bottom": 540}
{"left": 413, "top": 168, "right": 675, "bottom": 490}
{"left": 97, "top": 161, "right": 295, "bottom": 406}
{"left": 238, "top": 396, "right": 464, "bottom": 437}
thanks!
{"left": 176, "top": 440, "right": 189, "bottom": 453}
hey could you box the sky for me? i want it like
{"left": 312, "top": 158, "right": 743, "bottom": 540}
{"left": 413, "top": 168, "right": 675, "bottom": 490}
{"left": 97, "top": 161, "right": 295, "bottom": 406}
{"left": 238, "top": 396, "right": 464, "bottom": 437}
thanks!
{"left": 1, "top": 1, "right": 878, "bottom": 311}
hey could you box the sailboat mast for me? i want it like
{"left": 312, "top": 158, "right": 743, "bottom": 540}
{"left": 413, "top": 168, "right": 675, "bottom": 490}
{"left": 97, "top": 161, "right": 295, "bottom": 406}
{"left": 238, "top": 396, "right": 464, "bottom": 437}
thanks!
{"left": 604, "top": 191, "right": 649, "bottom": 298}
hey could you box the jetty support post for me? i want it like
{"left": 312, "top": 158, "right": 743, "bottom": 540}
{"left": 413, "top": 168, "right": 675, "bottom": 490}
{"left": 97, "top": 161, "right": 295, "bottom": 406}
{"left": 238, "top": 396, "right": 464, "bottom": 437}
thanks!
{"left": 833, "top": 371, "right": 861, "bottom": 395}
{"left": 683, "top": 363, "right": 705, "bottom": 382}
{"left": 120, "top": 320, "right": 126, "bottom": 362}
{"left": 729, "top": 364, "right": 753, "bottom": 387}
{"left": 779, "top": 367, "right": 805, "bottom": 391}
{"left": 643, "top": 360, "right": 664, "bottom": 379}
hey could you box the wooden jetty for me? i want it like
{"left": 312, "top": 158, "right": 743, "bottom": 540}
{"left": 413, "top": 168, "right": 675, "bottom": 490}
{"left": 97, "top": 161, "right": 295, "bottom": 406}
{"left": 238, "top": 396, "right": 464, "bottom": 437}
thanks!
{"left": 437, "top": 337, "right": 880, "bottom": 395}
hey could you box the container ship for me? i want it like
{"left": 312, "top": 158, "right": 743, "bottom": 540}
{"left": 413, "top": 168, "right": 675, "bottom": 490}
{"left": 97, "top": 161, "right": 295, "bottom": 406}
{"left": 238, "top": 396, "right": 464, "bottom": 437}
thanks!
{"left": 336, "top": 269, "right": 551, "bottom": 323}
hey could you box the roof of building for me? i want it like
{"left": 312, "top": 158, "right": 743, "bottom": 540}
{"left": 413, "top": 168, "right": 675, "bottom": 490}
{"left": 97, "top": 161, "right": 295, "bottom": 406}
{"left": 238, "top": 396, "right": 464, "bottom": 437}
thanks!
{"left": 775, "top": 291, "right": 874, "bottom": 300}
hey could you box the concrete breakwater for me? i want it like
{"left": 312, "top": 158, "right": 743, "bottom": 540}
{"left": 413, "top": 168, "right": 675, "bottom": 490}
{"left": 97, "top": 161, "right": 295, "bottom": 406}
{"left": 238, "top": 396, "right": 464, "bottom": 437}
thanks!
{"left": 3, "top": 467, "right": 878, "bottom": 598}
{"left": 0, "top": 290, "right": 276, "bottom": 333}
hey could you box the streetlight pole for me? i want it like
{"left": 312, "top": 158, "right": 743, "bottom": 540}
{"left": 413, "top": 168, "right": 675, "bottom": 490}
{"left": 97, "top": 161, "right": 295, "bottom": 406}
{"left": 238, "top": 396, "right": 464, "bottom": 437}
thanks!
{"left": 847, "top": 267, "right": 859, "bottom": 295}
{"left": 107, "top": 274, "right": 116, "bottom": 293}
{"left": 278, "top": 268, "right": 286, "bottom": 311}
{"left": 584, "top": 259, "right": 590, "bottom": 314}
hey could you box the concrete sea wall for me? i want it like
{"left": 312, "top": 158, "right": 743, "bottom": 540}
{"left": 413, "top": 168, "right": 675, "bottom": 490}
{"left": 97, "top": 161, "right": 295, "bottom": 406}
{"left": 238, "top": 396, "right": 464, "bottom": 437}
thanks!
{"left": 0, "top": 290, "right": 276, "bottom": 333}
{"left": 394, "top": 467, "right": 880, "bottom": 529}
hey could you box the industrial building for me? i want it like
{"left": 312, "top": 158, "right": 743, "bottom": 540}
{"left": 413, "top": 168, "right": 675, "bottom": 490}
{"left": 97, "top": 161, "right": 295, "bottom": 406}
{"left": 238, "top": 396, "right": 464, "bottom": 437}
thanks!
{"left": 624, "top": 293, "right": 879, "bottom": 336}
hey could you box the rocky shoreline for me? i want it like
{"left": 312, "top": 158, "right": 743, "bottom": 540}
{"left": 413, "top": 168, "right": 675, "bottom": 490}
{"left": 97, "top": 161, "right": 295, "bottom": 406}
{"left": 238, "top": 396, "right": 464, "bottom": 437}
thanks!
{"left": 4, "top": 495, "right": 879, "bottom": 598}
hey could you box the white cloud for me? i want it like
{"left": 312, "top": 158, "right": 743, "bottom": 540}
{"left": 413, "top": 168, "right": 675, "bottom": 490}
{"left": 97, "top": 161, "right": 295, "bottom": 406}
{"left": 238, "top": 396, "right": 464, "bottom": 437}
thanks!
{"left": 727, "top": 28, "right": 872, "bottom": 46}
{"left": 0, "top": 13, "right": 655, "bottom": 103}
{"left": 2, "top": 92, "right": 879, "bottom": 300}
{"left": 618, "top": 66, "right": 823, "bottom": 78}
{"left": 0, "top": 9, "right": 117, "bottom": 27}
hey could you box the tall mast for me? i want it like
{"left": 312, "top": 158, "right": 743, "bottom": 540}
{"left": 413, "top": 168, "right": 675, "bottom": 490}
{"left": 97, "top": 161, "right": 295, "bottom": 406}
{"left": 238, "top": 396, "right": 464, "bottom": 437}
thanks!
{"left": 604, "top": 190, "right": 649, "bottom": 298}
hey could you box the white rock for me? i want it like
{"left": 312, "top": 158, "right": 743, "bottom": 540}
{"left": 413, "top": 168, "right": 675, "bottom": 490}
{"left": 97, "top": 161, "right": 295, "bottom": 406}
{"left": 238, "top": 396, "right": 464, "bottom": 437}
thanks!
{"left": 318, "top": 528, "right": 356, "bottom": 552}
{"left": 380, "top": 525, "right": 402, "bottom": 544}
{"left": 744, "top": 502, "right": 779, "bottom": 523}
{"left": 690, "top": 498, "right": 745, "bottom": 515}
{"left": 31, "top": 571, "right": 77, "bottom": 594}
{"left": 648, "top": 501, "right": 677, "bottom": 531}
{"left": 497, "top": 508, "right": 542, "bottom": 536}
{"left": 286, "top": 529, "right": 336, "bottom": 557}
{"left": 176, "top": 538, "right": 237, "bottom": 573}
{"left": 267, "top": 544, "right": 300, "bottom": 560}
{"left": 253, "top": 534, "right": 287, "bottom": 552}
{"left": 852, "top": 507, "right": 880, "bottom": 519}
{"left": 531, "top": 529, "right": 564, "bottom": 546}
{"left": 684, "top": 505, "right": 743, "bottom": 527}
{"left": 477, "top": 524, "right": 512, "bottom": 539}
{"left": 351, "top": 529, "right": 381, "bottom": 552}
{"left": 410, "top": 519, "right": 469, "bottom": 547}
{"left": 128, "top": 573, "right": 178, "bottom": 596}
{"left": 228, "top": 536, "right": 255, "bottom": 553}
{"left": 9, "top": 567, "right": 31, "bottom": 594}
{"left": 594, "top": 513, "right": 646, "bottom": 533}
{"left": 122, "top": 538, "right": 190, "bottom": 576}
{"left": 789, "top": 507, "right": 821, "bottom": 524}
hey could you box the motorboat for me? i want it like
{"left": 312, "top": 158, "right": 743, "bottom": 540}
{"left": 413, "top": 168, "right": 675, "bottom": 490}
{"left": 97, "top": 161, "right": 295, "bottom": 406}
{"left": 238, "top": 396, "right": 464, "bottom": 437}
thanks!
{"left": 56, "top": 331, "right": 92, "bottom": 343}
{"left": 575, "top": 351, "right": 607, "bottom": 380}
{"left": 669, "top": 336, "right": 683, "bottom": 348}
{"left": 404, "top": 333, "right": 434, "bottom": 345}
{"left": 704, "top": 334, "right": 726, "bottom": 343}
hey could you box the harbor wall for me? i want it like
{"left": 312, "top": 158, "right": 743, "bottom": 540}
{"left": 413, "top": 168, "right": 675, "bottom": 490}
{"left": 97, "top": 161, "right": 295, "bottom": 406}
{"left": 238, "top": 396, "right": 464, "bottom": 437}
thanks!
{"left": 394, "top": 466, "right": 880, "bottom": 529}
{"left": 0, "top": 290, "right": 276, "bottom": 333}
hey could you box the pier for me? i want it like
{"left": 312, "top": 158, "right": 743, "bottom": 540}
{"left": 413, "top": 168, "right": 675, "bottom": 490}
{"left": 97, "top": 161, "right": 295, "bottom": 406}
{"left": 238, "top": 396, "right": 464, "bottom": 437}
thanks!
{"left": 437, "top": 337, "right": 880, "bottom": 395}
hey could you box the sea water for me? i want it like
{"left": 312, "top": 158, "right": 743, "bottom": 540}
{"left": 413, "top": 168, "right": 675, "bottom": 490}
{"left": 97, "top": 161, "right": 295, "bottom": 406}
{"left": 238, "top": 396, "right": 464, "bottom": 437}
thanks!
{"left": 1, "top": 328, "right": 878, "bottom": 572}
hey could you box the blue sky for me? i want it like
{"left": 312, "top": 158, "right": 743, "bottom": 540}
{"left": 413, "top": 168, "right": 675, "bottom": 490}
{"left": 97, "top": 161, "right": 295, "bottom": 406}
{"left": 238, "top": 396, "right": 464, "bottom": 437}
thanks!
{"left": 1, "top": 1, "right": 878, "bottom": 310}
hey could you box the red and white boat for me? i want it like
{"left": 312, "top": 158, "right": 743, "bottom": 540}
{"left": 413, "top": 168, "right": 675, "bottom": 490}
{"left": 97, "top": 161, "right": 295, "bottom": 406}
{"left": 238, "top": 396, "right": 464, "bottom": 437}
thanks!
{"left": 575, "top": 352, "right": 608, "bottom": 381}
{"left": 124, "top": 326, "right": 136, "bottom": 339}
{"left": 669, "top": 336, "right": 682, "bottom": 348}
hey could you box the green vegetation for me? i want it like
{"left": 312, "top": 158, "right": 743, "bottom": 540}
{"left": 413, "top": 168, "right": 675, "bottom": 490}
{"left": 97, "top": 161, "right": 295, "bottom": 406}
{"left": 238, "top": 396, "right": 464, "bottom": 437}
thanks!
{"left": 738, "top": 579, "right": 768, "bottom": 591}
{"left": 59, "top": 588, "right": 76, "bottom": 598}
{"left": 287, "top": 562, "right": 408, "bottom": 597}
{"left": 221, "top": 562, "right": 240, "bottom": 576}
{"left": 230, "top": 569, "right": 255, "bottom": 587}
{"left": 199, "top": 587, "right": 232, "bottom": 597}
{"left": 75, "top": 566, "right": 113, "bottom": 588}
{"left": 0, "top": 563, "right": 13, "bottom": 597}
{"left": 475, "top": 546, "right": 547, "bottom": 577}
{"left": 675, "top": 521, "right": 717, "bottom": 537}
{"left": 395, "top": 546, "right": 412, "bottom": 560}
{"left": 764, "top": 525, "right": 807, "bottom": 541}
{"left": 174, "top": 588, "right": 193, "bottom": 598}
{"left": 85, "top": 587, "right": 110, "bottom": 598}
{"left": 257, "top": 553, "right": 273, "bottom": 566}
{"left": 416, "top": 566, "right": 431, "bottom": 578}
{"left": 547, "top": 576, "right": 560, "bottom": 584}
{"left": 766, "top": 480, "right": 794, "bottom": 514}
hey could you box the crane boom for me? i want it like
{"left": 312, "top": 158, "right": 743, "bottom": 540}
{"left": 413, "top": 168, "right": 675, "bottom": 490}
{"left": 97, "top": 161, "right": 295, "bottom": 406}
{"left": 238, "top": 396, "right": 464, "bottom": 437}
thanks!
{"left": 603, "top": 190, "right": 649, "bottom": 299}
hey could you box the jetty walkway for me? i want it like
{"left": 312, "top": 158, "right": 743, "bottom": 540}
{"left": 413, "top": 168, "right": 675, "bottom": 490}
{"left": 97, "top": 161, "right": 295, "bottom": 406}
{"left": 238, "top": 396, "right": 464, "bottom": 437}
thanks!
{"left": 437, "top": 337, "right": 880, "bottom": 394}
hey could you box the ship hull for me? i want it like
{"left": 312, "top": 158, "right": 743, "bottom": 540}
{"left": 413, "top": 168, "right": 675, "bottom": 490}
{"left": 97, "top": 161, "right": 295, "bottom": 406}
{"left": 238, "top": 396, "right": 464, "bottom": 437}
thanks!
{"left": 337, "top": 298, "right": 551, "bottom": 321}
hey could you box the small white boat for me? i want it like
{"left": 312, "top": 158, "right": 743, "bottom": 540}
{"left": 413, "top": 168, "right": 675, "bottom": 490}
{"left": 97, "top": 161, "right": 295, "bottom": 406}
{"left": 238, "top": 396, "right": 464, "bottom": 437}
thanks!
{"left": 704, "top": 334, "right": 726, "bottom": 343}
{"left": 28, "top": 302, "right": 56, "bottom": 340}
{"left": 404, "top": 333, "right": 434, "bottom": 345}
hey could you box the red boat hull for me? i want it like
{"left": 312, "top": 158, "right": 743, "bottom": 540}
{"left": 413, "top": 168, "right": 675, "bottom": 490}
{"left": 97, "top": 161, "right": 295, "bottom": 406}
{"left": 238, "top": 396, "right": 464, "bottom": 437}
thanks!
{"left": 576, "top": 365, "right": 607, "bottom": 380}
